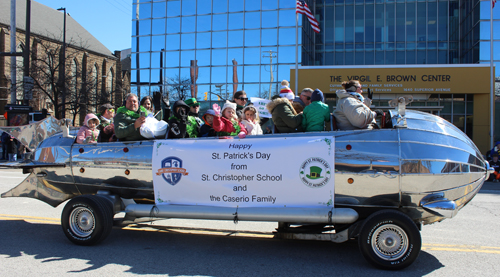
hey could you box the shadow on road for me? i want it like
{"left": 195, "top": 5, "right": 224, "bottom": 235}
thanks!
{"left": 0, "top": 220, "right": 444, "bottom": 276}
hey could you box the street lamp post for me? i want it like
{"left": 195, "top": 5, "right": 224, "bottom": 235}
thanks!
{"left": 57, "top": 7, "right": 66, "bottom": 119}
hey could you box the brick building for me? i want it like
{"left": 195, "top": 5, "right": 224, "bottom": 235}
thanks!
{"left": 0, "top": 0, "right": 129, "bottom": 126}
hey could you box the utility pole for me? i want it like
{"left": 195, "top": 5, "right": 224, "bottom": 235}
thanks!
{"left": 23, "top": 0, "right": 33, "bottom": 106}
{"left": 262, "top": 50, "right": 277, "bottom": 99}
{"left": 10, "top": 0, "right": 17, "bottom": 104}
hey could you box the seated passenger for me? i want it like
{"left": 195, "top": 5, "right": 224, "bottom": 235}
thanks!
{"left": 200, "top": 109, "right": 216, "bottom": 137}
{"left": 302, "top": 89, "right": 330, "bottom": 132}
{"left": 97, "top": 103, "right": 115, "bottom": 142}
{"left": 185, "top": 98, "right": 204, "bottom": 126}
{"left": 241, "top": 106, "right": 263, "bottom": 135}
{"left": 114, "top": 93, "right": 150, "bottom": 141}
{"left": 333, "top": 80, "right": 383, "bottom": 130}
{"left": 265, "top": 94, "right": 303, "bottom": 133}
{"left": 167, "top": 100, "right": 200, "bottom": 139}
{"left": 76, "top": 114, "right": 100, "bottom": 144}
{"left": 213, "top": 101, "right": 247, "bottom": 138}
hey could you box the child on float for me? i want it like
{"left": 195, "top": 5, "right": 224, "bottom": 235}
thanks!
{"left": 76, "top": 113, "right": 100, "bottom": 144}
{"left": 200, "top": 109, "right": 217, "bottom": 137}
{"left": 213, "top": 101, "right": 247, "bottom": 139}
{"left": 240, "top": 105, "right": 263, "bottom": 135}
{"left": 302, "top": 89, "right": 331, "bottom": 132}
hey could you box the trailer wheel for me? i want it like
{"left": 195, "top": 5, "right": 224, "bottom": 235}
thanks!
{"left": 358, "top": 210, "right": 421, "bottom": 270}
{"left": 61, "top": 195, "right": 113, "bottom": 246}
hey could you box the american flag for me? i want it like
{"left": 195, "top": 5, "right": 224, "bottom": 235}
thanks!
{"left": 296, "top": 0, "right": 320, "bottom": 33}
{"left": 494, "top": 0, "right": 497, "bottom": 8}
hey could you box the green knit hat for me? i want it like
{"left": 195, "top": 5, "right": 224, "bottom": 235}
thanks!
{"left": 185, "top": 98, "right": 199, "bottom": 107}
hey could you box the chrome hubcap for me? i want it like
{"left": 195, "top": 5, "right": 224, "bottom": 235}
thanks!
{"left": 69, "top": 207, "right": 95, "bottom": 237}
{"left": 371, "top": 224, "right": 408, "bottom": 261}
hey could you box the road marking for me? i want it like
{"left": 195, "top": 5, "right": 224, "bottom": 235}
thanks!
{"left": 1, "top": 214, "right": 499, "bottom": 253}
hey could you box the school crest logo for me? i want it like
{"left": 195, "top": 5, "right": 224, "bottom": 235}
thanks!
{"left": 299, "top": 157, "right": 331, "bottom": 188}
{"left": 156, "top": 156, "right": 189, "bottom": 186}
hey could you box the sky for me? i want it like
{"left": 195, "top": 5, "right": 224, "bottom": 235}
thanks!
{"left": 36, "top": 0, "right": 132, "bottom": 52}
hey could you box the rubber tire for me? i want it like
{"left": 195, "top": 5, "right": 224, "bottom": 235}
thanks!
{"left": 358, "top": 210, "right": 421, "bottom": 270}
{"left": 61, "top": 195, "right": 113, "bottom": 246}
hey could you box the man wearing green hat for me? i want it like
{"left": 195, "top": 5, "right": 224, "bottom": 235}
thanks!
{"left": 185, "top": 98, "right": 203, "bottom": 126}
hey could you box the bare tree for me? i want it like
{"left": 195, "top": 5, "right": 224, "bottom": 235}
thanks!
{"left": 164, "top": 75, "right": 192, "bottom": 102}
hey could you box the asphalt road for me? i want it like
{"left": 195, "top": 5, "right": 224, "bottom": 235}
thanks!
{"left": 0, "top": 168, "right": 499, "bottom": 276}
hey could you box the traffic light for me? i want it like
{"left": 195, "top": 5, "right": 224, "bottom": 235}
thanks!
{"left": 204, "top": 92, "right": 208, "bottom": 101}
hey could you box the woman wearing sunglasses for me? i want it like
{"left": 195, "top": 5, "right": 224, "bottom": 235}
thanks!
{"left": 96, "top": 103, "right": 116, "bottom": 142}
{"left": 232, "top": 90, "right": 248, "bottom": 118}
{"left": 333, "top": 80, "right": 384, "bottom": 130}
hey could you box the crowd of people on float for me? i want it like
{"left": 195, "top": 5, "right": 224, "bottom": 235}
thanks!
{"left": 75, "top": 79, "right": 385, "bottom": 143}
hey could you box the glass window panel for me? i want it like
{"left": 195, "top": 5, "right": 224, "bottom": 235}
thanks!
{"left": 229, "top": 0, "right": 243, "bottom": 12}
{"left": 180, "top": 68, "right": 190, "bottom": 81}
{"left": 197, "top": 68, "right": 210, "bottom": 84}
{"left": 277, "top": 46, "right": 295, "bottom": 63}
{"left": 428, "top": 2, "right": 437, "bottom": 41}
{"left": 416, "top": 50, "right": 426, "bottom": 64}
{"left": 375, "top": 51, "right": 384, "bottom": 65}
{"left": 228, "top": 48, "right": 243, "bottom": 64}
{"left": 213, "top": 0, "right": 227, "bottom": 13}
{"left": 244, "top": 84, "right": 261, "bottom": 98}
{"left": 166, "top": 51, "right": 179, "bottom": 67}
{"left": 197, "top": 32, "right": 211, "bottom": 49}
{"left": 245, "top": 12, "right": 260, "bottom": 29}
{"left": 228, "top": 30, "right": 243, "bottom": 47}
{"left": 279, "top": 28, "right": 295, "bottom": 45}
{"left": 181, "top": 33, "right": 195, "bottom": 49}
{"left": 212, "top": 67, "right": 227, "bottom": 83}
{"left": 213, "top": 14, "right": 228, "bottom": 31}
{"left": 437, "top": 2, "right": 447, "bottom": 41}
{"left": 427, "top": 50, "right": 437, "bottom": 64}
{"left": 152, "top": 35, "right": 165, "bottom": 51}
{"left": 406, "top": 3, "right": 416, "bottom": 42}
{"left": 345, "top": 5, "right": 354, "bottom": 43}
{"left": 167, "top": 17, "right": 180, "bottom": 33}
{"left": 355, "top": 52, "right": 364, "bottom": 65}
{"left": 167, "top": 1, "right": 180, "bottom": 17}
{"left": 152, "top": 2, "right": 166, "bottom": 18}
{"left": 375, "top": 4, "right": 384, "bottom": 43}
{"left": 166, "top": 34, "right": 180, "bottom": 50}
{"left": 406, "top": 50, "right": 416, "bottom": 64}
{"left": 139, "top": 3, "right": 152, "bottom": 19}
{"left": 277, "top": 64, "right": 291, "bottom": 84}
{"left": 417, "top": 2, "right": 426, "bottom": 42}
{"left": 246, "top": 0, "right": 261, "bottom": 11}
{"left": 229, "top": 13, "right": 244, "bottom": 30}
{"left": 386, "top": 3, "right": 395, "bottom": 42}
{"left": 212, "top": 49, "right": 227, "bottom": 65}
{"left": 260, "top": 83, "right": 277, "bottom": 97}
{"left": 262, "top": 29, "right": 278, "bottom": 46}
{"left": 355, "top": 5, "right": 364, "bottom": 43}
{"left": 335, "top": 52, "right": 344, "bottom": 65}
{"left": 262, "top": 0, "right": 278, "bottom": 10}
{"left": 152, "top": 19, "right": 165, "bottom": 35}
{"left": 180, "top": 50, "right": 195, "bottom": 67}
{"left": 165, "top": 68, "right": 180, "bottom": 79}
{"left": 139, "top": 53, "right": 151, "bottom": 68}
{"left": 139, "top": 20, "right": 152, "bottom": 35}
{"left": 386, "top": 51, "right": 395, "bottom": 64}
{"left": 262, "top": 11, "right": 278, "bottom": 28}
{"left": 335, "top": 6, "right": 345, "bottom": 43}
{"left": 132, "top": 36, "right": 137, "bottom": 52}
{"left": 138, "top": 36, "right": 151, "bottom": 52}
{"left": 245, "top": 30, "right": 261, "bottom": 46}
{"left": 325, "top": 6, "right": 334, "bottom": 44}
{"left": 365, "top": 4, "right": 374, "bottom": 43}
{"left": 150, "top": 69, "right": 160, "bottom": 83}
{"left": 344, "top": 52, "right": 353, "bottom": 65}
{"left": 197, "top": 15, "right": 212, "bottom": 32}
{"left": 182, "top": 0, "right": 196, "bottom": 16}
{"left": 243, "top": 65, "right": 260, "bottom": 83}
{"left": 196, "top": 50, "right": 211, "bottom": 66}
{"left": 279, "top": 0, "right": 295, "bottom": 9}
{"left": 182, "top": 16, "right": 195, "bottom": 32}
{"left": 396, "top": 51, "right": 405, "bottom": 64}
{"left": 244, "top": 48, "right": 261, "bottom": 65}
{"left": 279, "top": 10, "right": 296, "bottom": 27}
{"left": 365, "top": 51, "right": 374, "bottom": 65}
{"left": 213, "top": 31, "right": 228, "bottom": 48}
{"left": 197, "top": 0, "right": 212, "bottom": 15}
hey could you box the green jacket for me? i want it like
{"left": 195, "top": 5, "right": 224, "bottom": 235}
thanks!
{"left": 114, "top": 106, "right": 149, "bottom": 141}
{"left": 265, "top": 97, "right": 303, "bottom": 133}
{"left": 302, "top": 101, "right": 330, "bottom": 132}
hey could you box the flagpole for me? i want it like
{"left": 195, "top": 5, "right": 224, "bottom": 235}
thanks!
{"left": 295, "top": 12, "right": 299, "bottom": 96}
{"left": 491, "top": 0, "right": 495, "bottom": 149}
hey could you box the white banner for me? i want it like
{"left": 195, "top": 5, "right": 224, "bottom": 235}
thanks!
{"left": 152, "top": 136, "right": 334, "bottom": 208}
{"left": 250, "top": 97, "right": 272, "bottom": 118}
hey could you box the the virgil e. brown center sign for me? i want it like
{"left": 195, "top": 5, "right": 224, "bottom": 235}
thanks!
{"left": 293, "top": 65, "right": 492, "bottom": 95}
